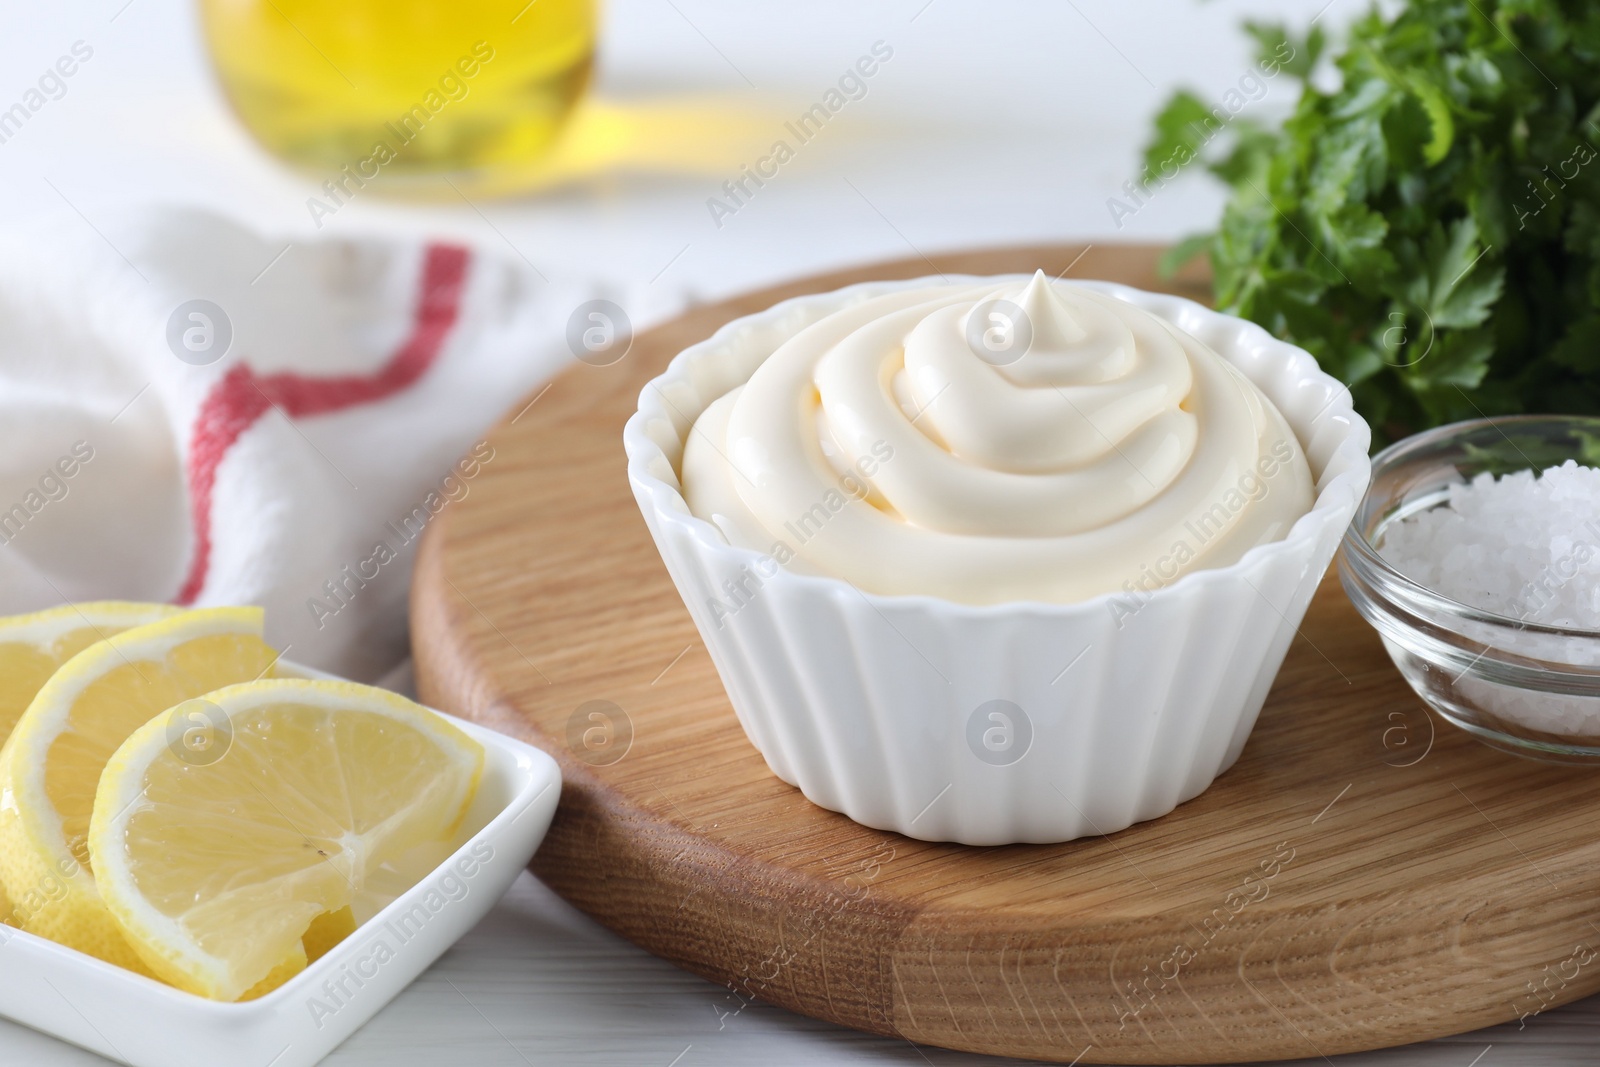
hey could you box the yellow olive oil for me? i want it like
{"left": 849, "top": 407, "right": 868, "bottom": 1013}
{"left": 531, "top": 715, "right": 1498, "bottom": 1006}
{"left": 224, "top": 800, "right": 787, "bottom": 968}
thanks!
{"left": 199, "top": 0, "right": 595, "bottom": 190}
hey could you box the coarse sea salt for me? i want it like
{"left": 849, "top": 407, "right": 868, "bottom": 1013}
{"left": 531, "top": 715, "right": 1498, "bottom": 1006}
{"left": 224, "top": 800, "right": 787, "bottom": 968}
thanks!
{"left": 1379, "top": 460, "right": 1600, "bottom": 737}
{"left": 1381, "top": 460, "right": 1600, "bottom": 627}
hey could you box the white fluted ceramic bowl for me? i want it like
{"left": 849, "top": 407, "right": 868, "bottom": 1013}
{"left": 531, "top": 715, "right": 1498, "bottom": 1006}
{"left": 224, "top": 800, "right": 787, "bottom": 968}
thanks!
{"left": 624, "top": 275, "right": 1370, "bottom": 844}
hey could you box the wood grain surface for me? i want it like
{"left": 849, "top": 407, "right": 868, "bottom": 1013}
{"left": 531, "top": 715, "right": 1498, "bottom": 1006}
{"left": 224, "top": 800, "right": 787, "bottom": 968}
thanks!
{"left": 410, "top": 245, "right": 1600, "bottom": 1065}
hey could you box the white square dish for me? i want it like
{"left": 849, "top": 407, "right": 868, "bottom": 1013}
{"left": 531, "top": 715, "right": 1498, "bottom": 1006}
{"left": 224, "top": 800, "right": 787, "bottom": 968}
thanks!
{"left": 0, "top": 662, "right": 561, "bottom": 1067}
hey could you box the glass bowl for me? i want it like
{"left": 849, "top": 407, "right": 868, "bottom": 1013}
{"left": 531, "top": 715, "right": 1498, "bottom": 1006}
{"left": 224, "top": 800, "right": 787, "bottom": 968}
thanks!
{"left": 1339, "top": 415, "right": 1600, "bottom": 764}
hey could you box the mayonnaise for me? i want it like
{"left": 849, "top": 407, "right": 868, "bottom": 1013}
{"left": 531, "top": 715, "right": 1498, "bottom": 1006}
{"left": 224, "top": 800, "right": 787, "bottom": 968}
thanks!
{"left": 681, "top": 272, "right": 1314, "bottom": 605}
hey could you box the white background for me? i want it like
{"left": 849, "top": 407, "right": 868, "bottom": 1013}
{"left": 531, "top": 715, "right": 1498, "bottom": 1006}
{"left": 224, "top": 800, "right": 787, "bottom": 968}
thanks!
{"left": 1, "top": 0, "right": 1596, "bottom": 1063}
{"left": 0, "top": 0, "right": 1312, "bottom": 300}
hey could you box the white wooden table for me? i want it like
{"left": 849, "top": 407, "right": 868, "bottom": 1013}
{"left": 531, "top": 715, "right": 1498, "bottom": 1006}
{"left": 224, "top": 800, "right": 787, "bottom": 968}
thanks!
{"left": 2, "top": 0, "right": 1596, "bottom": 1062}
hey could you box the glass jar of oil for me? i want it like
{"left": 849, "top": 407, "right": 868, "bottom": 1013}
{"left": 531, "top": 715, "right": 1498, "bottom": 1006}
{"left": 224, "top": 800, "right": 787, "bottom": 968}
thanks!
{"left": 199, "top": 0, "right": 596, "bottom": 194}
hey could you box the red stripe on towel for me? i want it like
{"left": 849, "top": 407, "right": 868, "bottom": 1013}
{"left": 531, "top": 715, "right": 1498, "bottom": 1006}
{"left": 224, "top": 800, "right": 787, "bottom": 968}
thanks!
{"left": 175, "top": 243, "right": 470, "bottom": 605}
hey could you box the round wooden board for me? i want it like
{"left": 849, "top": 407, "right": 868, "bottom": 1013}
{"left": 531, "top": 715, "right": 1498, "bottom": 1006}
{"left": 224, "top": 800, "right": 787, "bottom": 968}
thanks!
{"left": 412, "top": 245, "right": 1600, "bottom": 1065}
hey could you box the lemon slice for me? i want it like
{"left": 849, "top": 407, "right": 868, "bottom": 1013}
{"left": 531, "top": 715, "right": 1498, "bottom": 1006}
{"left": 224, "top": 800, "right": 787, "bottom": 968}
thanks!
{"left": 0, "top": 602, "right": 181, "bottom": 748}
{"left": 89, "top": 678, "right": 484, "bottom": 1001}
{"left": 0, "top": 601, "right": 180, "bottom": 925}
{"left": 0, "top": 607, "right": 278, "bottom": 969}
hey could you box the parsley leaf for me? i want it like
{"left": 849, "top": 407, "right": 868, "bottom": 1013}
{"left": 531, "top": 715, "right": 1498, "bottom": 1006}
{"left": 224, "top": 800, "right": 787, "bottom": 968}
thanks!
{"left": 1147, "top": 0, "right": 1600, "bottom": 448}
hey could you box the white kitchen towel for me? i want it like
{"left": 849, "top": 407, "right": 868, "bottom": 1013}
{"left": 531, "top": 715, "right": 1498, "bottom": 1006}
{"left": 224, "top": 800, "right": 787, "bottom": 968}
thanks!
{"left": 0, "top": 210, "right": 681, "bottom": 681}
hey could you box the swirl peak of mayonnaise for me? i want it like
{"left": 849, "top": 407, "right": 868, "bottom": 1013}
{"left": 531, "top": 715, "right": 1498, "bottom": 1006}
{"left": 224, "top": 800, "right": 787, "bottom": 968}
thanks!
{"left": 681, "top": 272, "right": 1314, "bottom": 605}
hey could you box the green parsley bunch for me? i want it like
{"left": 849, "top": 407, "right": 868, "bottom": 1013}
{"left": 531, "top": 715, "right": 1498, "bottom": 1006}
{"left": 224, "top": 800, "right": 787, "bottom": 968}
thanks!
{"left": 1148, "top": 1, "right": 1600, "bottom": 447}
